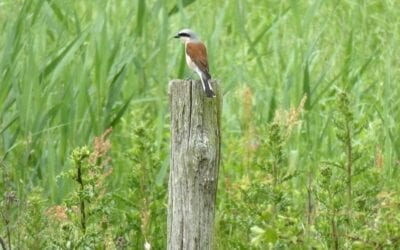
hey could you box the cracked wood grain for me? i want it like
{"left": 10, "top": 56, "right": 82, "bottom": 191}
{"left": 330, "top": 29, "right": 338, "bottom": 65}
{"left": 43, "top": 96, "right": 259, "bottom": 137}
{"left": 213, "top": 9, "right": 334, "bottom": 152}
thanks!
{"left": 167, "top": 79, "right": 221, "bottom": 250}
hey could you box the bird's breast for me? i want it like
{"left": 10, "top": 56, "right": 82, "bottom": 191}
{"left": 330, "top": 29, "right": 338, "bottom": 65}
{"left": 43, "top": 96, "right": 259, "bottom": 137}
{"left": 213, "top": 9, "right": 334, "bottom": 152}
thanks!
{"left": 185, "top": 52, "right": 197, "bottom": 71}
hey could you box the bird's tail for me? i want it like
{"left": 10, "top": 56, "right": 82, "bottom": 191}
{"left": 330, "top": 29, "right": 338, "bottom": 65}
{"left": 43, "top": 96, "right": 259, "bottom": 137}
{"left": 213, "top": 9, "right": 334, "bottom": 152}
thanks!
{"left": 200, "top": 72, "right": 216, "bottom": 98}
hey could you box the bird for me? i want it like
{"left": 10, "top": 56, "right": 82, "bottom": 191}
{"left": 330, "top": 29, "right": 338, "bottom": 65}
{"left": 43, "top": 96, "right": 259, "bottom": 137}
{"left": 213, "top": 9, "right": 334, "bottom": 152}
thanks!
{"left": 174, "top": 29, "right": 216, "bottom": 98}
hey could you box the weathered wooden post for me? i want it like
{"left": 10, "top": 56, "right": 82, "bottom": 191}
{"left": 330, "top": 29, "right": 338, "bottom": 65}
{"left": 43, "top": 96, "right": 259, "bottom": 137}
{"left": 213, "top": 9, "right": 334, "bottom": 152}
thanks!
{"left": 167, "top": 79, "right": 221, "bottom": 250}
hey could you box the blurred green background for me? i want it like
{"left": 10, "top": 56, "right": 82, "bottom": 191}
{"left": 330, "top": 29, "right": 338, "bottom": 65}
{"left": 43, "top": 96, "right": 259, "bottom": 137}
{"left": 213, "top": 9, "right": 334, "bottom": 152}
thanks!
{"left": 1, "top": 0, "right": 400, "bottom": 249}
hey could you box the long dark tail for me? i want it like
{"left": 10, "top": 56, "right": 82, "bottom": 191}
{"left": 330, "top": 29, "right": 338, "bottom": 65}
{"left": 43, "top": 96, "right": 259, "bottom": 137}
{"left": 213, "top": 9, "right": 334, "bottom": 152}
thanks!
{"left": 200, "top": 72, "right": 216, "bottom": 98}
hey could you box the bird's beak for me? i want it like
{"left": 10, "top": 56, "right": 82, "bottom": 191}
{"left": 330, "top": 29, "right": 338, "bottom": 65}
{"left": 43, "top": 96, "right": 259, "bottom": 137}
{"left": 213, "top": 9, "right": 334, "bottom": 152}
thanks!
{"left": 173, "top": 34, "right": 180, "bottom": 38}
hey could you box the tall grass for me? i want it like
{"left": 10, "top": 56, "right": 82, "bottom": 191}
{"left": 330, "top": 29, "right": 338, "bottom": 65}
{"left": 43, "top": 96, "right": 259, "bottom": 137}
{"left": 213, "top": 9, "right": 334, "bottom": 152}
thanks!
{"left": 1, "top": 0, "right": 399, "bottom": 248}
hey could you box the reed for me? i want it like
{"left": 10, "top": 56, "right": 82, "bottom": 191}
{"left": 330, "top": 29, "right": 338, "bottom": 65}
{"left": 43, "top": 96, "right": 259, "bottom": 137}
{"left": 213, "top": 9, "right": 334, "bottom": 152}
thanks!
{"left": 0, "top": 0, "right": 399, "bottom": 248}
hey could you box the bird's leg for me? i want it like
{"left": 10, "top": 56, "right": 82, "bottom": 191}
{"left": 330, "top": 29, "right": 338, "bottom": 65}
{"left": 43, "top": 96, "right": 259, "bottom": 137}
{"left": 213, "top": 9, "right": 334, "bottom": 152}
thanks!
{"left": 185, "top": 71, "right": 196, "bottom": 81}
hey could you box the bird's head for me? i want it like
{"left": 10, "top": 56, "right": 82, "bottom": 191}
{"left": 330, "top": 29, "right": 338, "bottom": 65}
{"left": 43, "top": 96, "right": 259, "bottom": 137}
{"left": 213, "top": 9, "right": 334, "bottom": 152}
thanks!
{"left": 174, "top": 28, "right": 198, "bottom": 43}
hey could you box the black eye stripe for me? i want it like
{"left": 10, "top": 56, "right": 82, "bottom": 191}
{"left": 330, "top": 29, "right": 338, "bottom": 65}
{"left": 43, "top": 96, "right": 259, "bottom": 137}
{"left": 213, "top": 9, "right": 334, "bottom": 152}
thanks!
{"left": 179, "top": 33, "right": 190, "bottom": 37}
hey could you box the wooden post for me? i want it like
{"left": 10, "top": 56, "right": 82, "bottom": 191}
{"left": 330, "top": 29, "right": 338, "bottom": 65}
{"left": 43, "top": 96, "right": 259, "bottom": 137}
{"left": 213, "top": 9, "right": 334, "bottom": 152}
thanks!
{"left": 167, "top": 80, "right": 221, "bottom": 250}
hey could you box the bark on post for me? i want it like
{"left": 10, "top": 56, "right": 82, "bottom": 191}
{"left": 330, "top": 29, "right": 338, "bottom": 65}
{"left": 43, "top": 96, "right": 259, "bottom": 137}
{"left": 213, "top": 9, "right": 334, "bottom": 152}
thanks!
{"left": 167, "top": 80, "right": 221, "bottom": 250}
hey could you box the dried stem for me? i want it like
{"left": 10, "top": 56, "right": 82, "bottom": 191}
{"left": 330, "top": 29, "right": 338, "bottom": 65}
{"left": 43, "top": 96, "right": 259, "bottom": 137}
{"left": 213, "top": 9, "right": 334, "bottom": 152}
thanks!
{"left": 345, "top": 121, "right": 352, "bottom": 215}
{"left": 77, "top": 161, "right": 86, "bottom": 232}
{"left": 0, "top": 236, "right": 6, "bottom": 250}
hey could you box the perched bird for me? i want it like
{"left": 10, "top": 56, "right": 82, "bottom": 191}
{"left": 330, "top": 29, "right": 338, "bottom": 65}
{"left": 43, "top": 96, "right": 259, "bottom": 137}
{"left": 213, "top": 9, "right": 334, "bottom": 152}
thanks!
{"left": 174, "top": 29, "right": 215, "bottom": 98}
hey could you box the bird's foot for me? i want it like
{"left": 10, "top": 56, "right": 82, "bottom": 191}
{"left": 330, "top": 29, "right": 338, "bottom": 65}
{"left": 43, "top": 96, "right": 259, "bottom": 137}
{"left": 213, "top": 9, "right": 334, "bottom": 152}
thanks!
{"left": 185, "top": 72, "right": 196, "bottom": 81}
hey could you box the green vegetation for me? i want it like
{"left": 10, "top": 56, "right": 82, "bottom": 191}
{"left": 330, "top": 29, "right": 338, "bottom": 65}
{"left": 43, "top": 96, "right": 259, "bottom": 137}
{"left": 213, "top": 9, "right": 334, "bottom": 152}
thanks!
{"left": 1, "top": 0, "right": 399, "bottom": 249}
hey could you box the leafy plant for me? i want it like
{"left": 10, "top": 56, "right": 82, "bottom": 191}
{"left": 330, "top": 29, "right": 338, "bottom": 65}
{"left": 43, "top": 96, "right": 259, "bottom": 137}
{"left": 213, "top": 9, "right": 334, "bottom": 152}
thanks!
{"left": 49, "top": 128, "right": 114, "bottom": 249}
{"left": 1, "top": 0, "right": 400, "bottom": 248}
